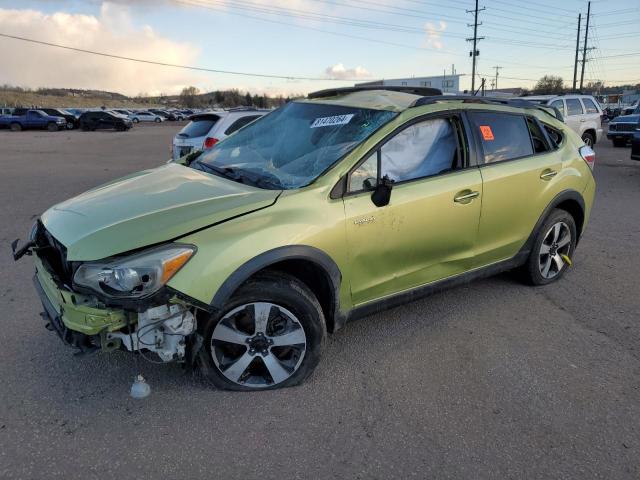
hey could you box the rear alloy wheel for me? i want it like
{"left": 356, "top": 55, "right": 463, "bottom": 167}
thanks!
{"left": 132, "top": 118, "right": 139, "bottom": 123}
{"left": 581, "top": 132, "right": 594, "bottom": 147}
{"left": 520, "top": 209, "right": 577, "bottom": 286}
{"left": 10, "top": 122, "right": 22, "bottom": 132}
{"left": 47, "top": 122, "right": 59, "bottom": 132}
{"left": 199, "top": 273, "right": 325, "bottom": 390}
{"left": 154, "top": 117, "right": 161, "bottom": 123}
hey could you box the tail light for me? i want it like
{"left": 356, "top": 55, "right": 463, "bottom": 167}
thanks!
{"left": 579, "top": 145, "right": 595, "bottom": 171}
{"left": 203, "top": 137, "right": 219, "bottom": 149}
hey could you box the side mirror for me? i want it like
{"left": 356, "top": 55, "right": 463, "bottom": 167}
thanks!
{"left": 371, "top": 175, "right": 393, "bottom": 207}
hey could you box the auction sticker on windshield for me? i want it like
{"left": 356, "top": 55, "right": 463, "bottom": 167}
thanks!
{"left": 311, "top": 114, "right": 354, "bottom": 128}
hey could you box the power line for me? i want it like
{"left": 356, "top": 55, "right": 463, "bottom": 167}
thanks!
{"left": 0, "top": 32, "right": 358, "bottom": 81}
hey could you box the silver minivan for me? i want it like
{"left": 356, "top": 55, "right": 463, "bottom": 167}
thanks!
{"left": 525, "top": 94, "right": 603, "bottom": 146}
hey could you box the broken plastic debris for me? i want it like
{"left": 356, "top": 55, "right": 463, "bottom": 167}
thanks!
{"left": 130, "top": 374, "right": 151, "bottom": 399}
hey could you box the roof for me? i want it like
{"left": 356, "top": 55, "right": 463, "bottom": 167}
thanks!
{"left": 303, "top": 89, "right": 429, "bottom": 112}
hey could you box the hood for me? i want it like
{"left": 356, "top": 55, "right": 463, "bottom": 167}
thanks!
{"left": 611, "top": 114, "right": 640, "bottom": 124}
{"left": 41, "top": 163, "right": 280, "bottom": 260}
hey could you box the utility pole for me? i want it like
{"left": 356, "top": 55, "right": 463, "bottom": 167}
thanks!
{"left": 466, "top": 0, "right": 485, "bottom": 93}
{"left": 579, "top": 1, "right": 591, "bottom": 91}
{"left": 492, "top": 65, "right": 502, "bottom": 91}
{"left": 572, "top": 13, "right": 581, "bottom": 91}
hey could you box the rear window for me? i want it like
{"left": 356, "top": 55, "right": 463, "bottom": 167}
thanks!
{"left": 582, "top": 98, "right": 599, "bottom": 114}
{"left": 468, "top": 111, "right": 534, "bottom": 163}
{"left": 566, "top": 99, "right": 584, "bottom": 116}
{"left": 178, "top": 116, "right": 220, "bottom": 138}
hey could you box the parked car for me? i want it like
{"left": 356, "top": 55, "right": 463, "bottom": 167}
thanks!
{"left": 607, "top": 105, "right": 640, "bottom": 147}
{"left": 79, "top": 110, "right": 133, "bottom": 131}
{"left": 171, "top": 108, "right": 267, "bottom": 160}
{"left": 0, "top": 107, "right": 13, "bottom": 116}
{"left": 112, "top": 109, "right": 133, "bottom": 117}
{"left": 14, "top": 87, "right": 595, "bottom": 390}
{"left": 622, "top": 101, "right": 638, "bottom": 116}
{"left": 523, "top": 94, "right": 603, "bottom": 146}
{"left": 0, "top": 109, "right": 66, "bottom": 131}
{"left": 630, "top": 123, "right": 640, "bottom": 160}
{"left": 129, "top": 111, "right": 164, "bottom": 123}
{"left": 40, "top": 108, "right": 79, "bottom": 129}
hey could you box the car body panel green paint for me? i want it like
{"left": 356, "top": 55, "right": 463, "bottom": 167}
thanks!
{"left": 41, "top": 163, "right": 279, "bottom": 260}
{"left": 34, "top": 93, "right": 595, "bottom": 330}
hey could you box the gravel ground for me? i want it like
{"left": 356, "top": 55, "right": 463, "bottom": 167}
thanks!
{"left": 0, "top": 123, "right": 638, "bottom": 480}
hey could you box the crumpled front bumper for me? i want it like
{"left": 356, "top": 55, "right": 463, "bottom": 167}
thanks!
{"left": 33, "top": 255, "right": 129, "bottom": 342}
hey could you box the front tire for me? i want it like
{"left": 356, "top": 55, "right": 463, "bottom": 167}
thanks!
{"left": 198, "top": 273, "right": 326, "bottom": 390}
{"left": 520, "top": 209, "right": 577, "bottom": 286}
{"left": 581, "top": 132, "right": 594, "bottom": 147}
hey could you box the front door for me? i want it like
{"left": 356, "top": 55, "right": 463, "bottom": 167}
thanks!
{"left": 343, "top": 115, "right": 483, "bottom": 306}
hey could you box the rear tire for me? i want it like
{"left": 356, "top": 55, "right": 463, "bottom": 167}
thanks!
{"left": 581, "top": 132, "right": 594, "bottom": 147}
{"left": 10, "top": 122, "right": 21, "bottom": 132}
{"left": 519, "top": 209, "right": 577, "bottom": 286}
{"left": 154, "top": 117, "right": 161, "bottom": 123}
{"left": 197, "top": 272, "right": 326, "bottom": 390}
{"left": 612, "top": 139, "right": 626, "bottom": 147}
{"left": 132, "top": 118, "right": 139, "bottom": 123}
{"left": 47, "top": 122, "right": 58, "bottom": 132}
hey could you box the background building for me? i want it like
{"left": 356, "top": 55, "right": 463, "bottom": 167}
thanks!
{"left": 358, "top": 74, "right": 463, "bottom": 94}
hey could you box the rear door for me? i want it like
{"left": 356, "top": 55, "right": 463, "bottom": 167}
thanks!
{"left": 564, "top": 98, "right": 585, "bottom": 136}
{"left": 343, "top": 114, "right": 483, "bottom": 305}
{"left": 468, "top": 110, "right": 562, "bottom": 266}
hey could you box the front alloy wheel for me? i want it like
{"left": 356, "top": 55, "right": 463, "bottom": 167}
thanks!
{"left": 199, "top": 273, "right": 326, "bottom": 390}
{"left": 538, "top": 221, "right": 571, "bottom": 279}
{"left": 211, "top": 302, "right": 307, "bottom": 387}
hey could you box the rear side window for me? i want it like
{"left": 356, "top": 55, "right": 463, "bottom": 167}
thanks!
{"left": 582, "top": 98, "right": 599, "bottom": 114}
{"left": 225, "top": 115, "right": 261, "bottom": 135}
{"left": 178, "top": 116, "right": 220, "bottom": 138}
{"left": 549, "top": 100, "right": 565, "bottom": 117}
{"left": 468, "top": 112, "right": 533, "bottom": 163}
{"left": 526, "top": 117, "right": 550, "bottom": 154}
{"left": 566, "top": 99, "right": 584, "bottom": 116}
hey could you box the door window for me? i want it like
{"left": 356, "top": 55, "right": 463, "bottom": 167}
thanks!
{"left": 566, "top": 99, "right": 584, "bottom": 116}
{"left": 468, "top": 112, "right": 534, "bottom": 163}
{"left": 581, "top": 98, "right": 600, "bottom": 114}
{"left": 224, "top": 115, "right": 261, "bottom": 135}
{"left": 348, "top": 117, "right": 462, "bottom": 191}
{"left": 549, "top": 99, "right": 565, "bottom": 117}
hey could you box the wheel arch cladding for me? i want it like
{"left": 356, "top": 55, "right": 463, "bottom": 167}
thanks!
{"left": 554, "top": 197, "right": 585, "bottom": 239}
{"left": 210, "top": 245, "right": 344, "bottom": 333}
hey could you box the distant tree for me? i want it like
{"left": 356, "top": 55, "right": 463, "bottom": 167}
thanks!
{"left": 180, "top": 86, "right": 200, "bottom": 107}
{"left": 585, "top": 81, "right": 604, "bottom": 93}
{"left": 244, "top": 92, "right": 253, "bottom": 106}
{"left": 533, "top": 75, "right": 565, "bottom": 94}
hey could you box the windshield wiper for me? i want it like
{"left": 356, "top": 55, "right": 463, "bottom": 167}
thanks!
{"left": 193, "top": 161, "right": 242, "bottom": 182}
{"left": 193, "top": 161, "right": 282, "bottom": 189}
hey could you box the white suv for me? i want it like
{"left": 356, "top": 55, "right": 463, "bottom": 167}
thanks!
{"left": 524, "top": 94, "right": 603, "bottom": 146}
{"left": 171, "top": 108, "right": 267, "bottom": 160}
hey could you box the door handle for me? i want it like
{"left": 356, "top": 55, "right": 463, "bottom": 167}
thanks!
{"left": 580, "top": 119, "right": 586, "bottom": 122}
{"left": 540, "top": 169, "right": 558, "bottom": 180}
{"left": 453, "top": 190, "right": 480, "bottom": 203}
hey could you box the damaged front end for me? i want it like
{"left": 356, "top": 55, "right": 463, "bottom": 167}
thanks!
{"left": 15, "top": 221, "right": 204, "bottom": 363}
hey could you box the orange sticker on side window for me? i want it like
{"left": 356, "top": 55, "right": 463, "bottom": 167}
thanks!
{"left": 480, "top": 125, "right": 494, "bottom": 141}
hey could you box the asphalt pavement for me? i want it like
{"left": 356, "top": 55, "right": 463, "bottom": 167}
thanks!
{"left": 0, "top": 123, "right": 638, "bottom": 479}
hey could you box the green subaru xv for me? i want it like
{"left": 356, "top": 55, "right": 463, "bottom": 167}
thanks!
{"left": 14, "top": 87, "right": 596, "bottom": 390}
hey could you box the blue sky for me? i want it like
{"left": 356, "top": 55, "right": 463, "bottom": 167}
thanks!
{"left": 0, "top": 0, "right": 638, "bottom": 96}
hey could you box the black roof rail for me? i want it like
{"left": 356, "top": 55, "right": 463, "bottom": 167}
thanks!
{"left": 308, "top": 86, "right": 443, "bottom": 99}
{"left": 412, "top": 95, "right": 564, "bottom": 121}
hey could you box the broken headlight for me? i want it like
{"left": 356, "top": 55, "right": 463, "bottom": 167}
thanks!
{"left": 73, "top": 245, "right": 195, "bottom": 298}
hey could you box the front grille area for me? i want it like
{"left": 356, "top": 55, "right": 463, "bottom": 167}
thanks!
{"left": 610, "top": 123, "right": 637, "bottom": 132}
{"left": 34, "top": 222, "right": 74, "bottom": 284}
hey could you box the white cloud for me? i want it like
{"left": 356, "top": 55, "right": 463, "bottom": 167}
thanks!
{"left": 425, "top": 21, "right": 447, "bottom": 50}
{"left": 325, "top": 63, "right": 371, "bottom": 80}
{"left": 0, "top": 3, "right": 203, "bottom": 96}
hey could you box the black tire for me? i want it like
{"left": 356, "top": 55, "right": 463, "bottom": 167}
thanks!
{"left": 47, "top": 122, "right": 58, "bottom": 132}
{"left": 132, "top": 118, "right": 139, "bottom": 123}
{"left": 581, "top": 132, "right": 594, "bottom": 147}
{"left": 198, "top": 272, "right": 326, "bottom": 391}
{"left": 612, "top": 139, "right": 626, "bottom": 147}
{"left": 10, "top": 122, "right": 21, "bottom": 132}
{"left": 154, "top": 117, "right": 161, "bottom": 123}
{"left": 519, "top": 209, "right": 577, "bottom": 286}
